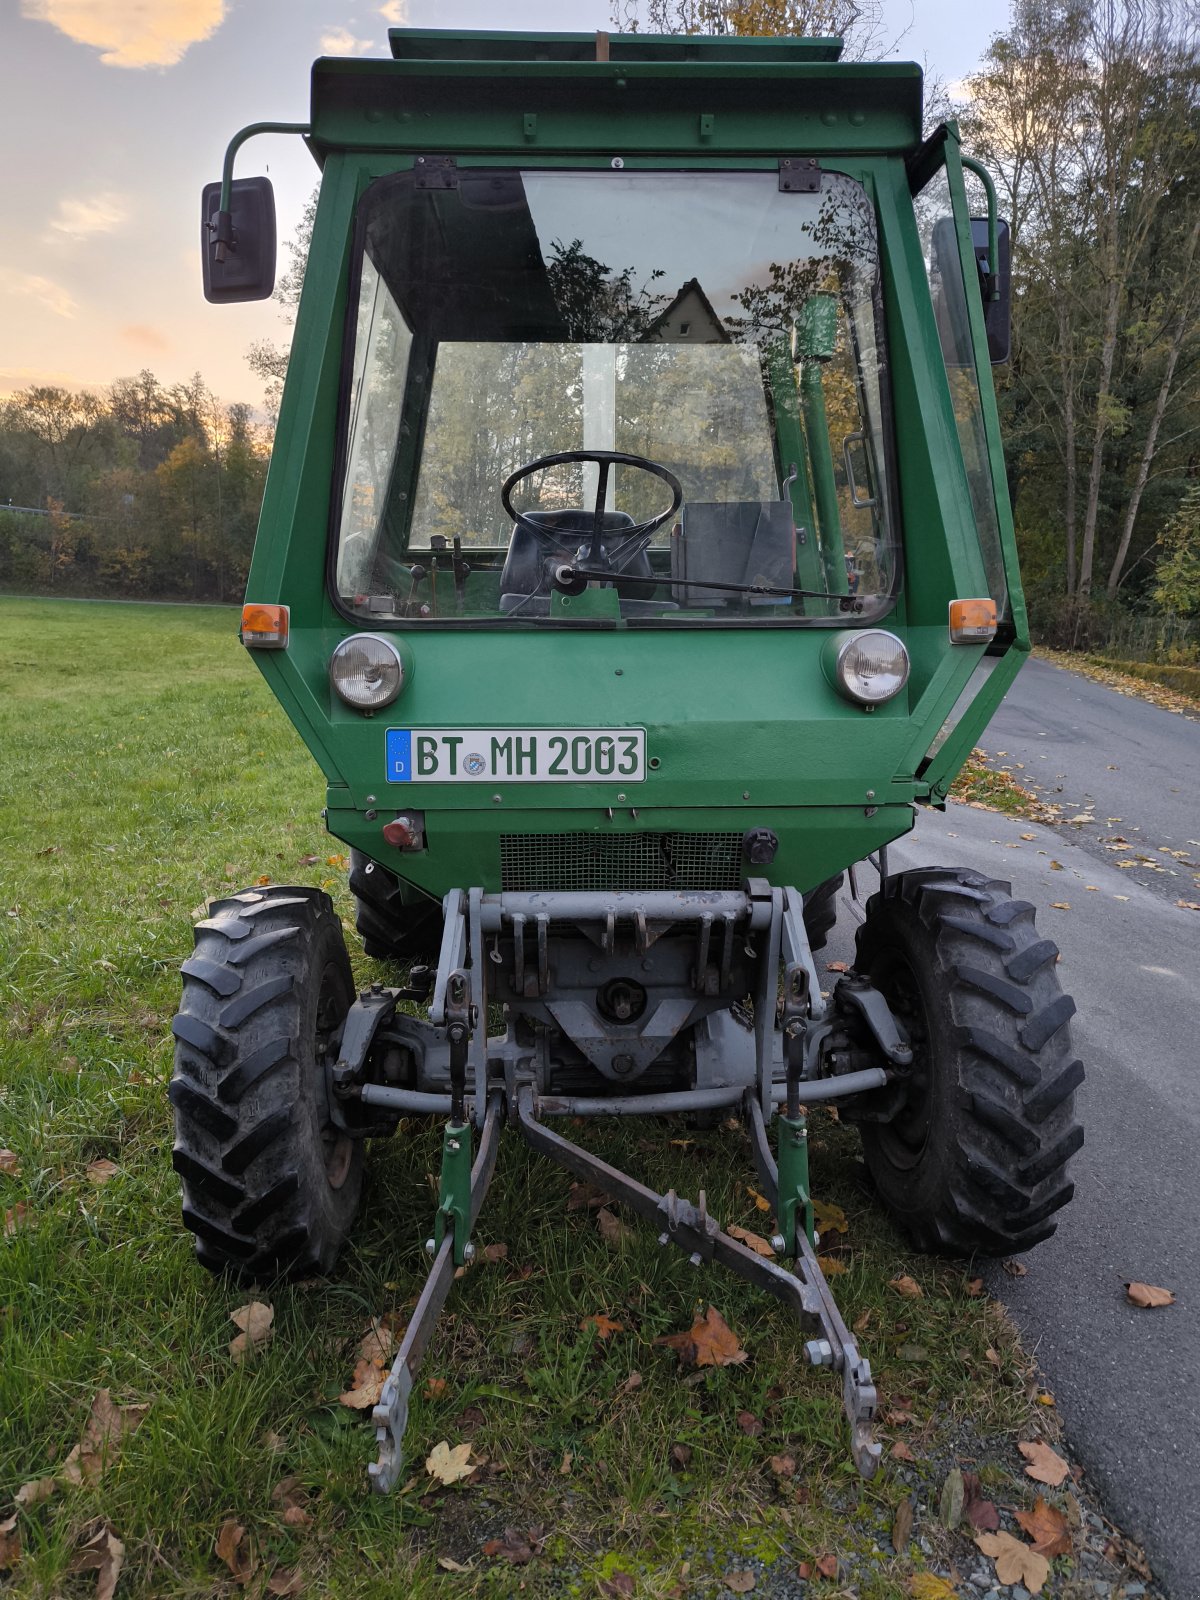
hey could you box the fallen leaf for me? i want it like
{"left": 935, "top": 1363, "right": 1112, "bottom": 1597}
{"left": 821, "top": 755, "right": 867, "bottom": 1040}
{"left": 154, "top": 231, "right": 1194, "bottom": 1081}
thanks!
{"left": 596, "top": 1207, "right": 632, "bottom": 1247}
{"left": 357, "top": 1316, "right": 400, "bottom": 1366}
{"left": 481, "top": 1526, "right": 542, "bottom": 1564}
{"left": 339, "top": 1356, "right": 385, "bottom": 1408}
{"left": 1020, "top": 833, "right": 1037, "bottom": 841}
{"left": 670, "top": 1442, "right": 692, "bottom": 1467}
{"left": 481, "top": 1242, "right": 508, "bottom": 1263}
{"left": 567, "top": 1180, "right": 614, "bottom": 1212}
{"left": 975, "top": 1530, "right": 1049, "bottom": 1593}
{"left": 1126, "top": 1281, "right": 1175, "bottom": 1307}
{"left": 229, "top": 1301, "right": 274, "bottom": 1363}
{"left": 769, "top": 1453, "right": 795, "bottom": 1477}
{"left": 816, "top": 1254, "right": 848, "bottom": 1275}
{"left": 559, "top": 1450, "right": 573, "bottom": 1475}
{"left": 4, "top": 1203, "right": 32, "bottom": 1236}
{"left": 598, "top": 1573, "right": 636, "bottom": 1598}
{"left": 1018, "top": 1439, "right": 1070, "bottom": 1486}
{"left": 0, "top": 1515, "right": 20, "bottom": 1571}
{"left": 0, "top": 1150, "right": 19, "bottom": 1176}
{"left": 965, "top": 1276, "right": 985, "bottom": 1297}
{"left": 215, "top": 1519, "right": 256, "bottom": 1584}
{"left": 266, "top": 1568, "right": 305, "bottom": 1595}
{"left": 85, "top": 1159, "right": 119, "bottom": 1185}
{"left": 812, "top": 1200, "right": 848, "bottom": 1234}
{"left": 60, "top": 1390, "right": 150, "bottom": 1485}
{"left": 728, "top": 1223, "right": 774, "bottom": 1257}
{"left": 1049, "top": 859, "right": 1063, "bottom": 869}
{"left": 1001, "top": 1258, "right": 1028, "bottom": 1277}
{"left": 298, "top": 853, "right": 320, "bottom": 865}
{"left": 962, "top": 1471, "right": 1000, "bottom": 1531}
{"left": 426, "top": 1440, "right": 477, "bottom": 1486}
{"left": 15, "top": 1477, "right": 56, "bottom": 1510}
{"left": 1015, "top": 1495, "right": 1072, "bottom": 1558}
{"left": 826, "top": 960, "right": 849, "bottom": 973}
{"left": 724, "top": 1571, "right": 756, "bottom": 1592}
{"left": 614, "top": 1371, "right": 642, "bottom": 1400}
{"left": 1050, "top": 901, "right": 1070, "bottom": 910}
{"left": 736, "top": 1410, "right": 762, "bottom": 1436}
{"left": 890, "top": 1275, "right": 923, "bottom": 1299}
{"left": 985, "top": 1346, "right": 1002, "bottom": 1368}
{"left": 424, "top": 1377, "right": 448, "bottom": 1400}
{"left": 908, "top": 1576, "right": 957, "bottom": 1599}
{"left": 891, "top": 1439, "right": 916, "bottom": 1461}
{"left": 581, "top": 1313, "right": 624, "bottom": 1339}
{"left": 70, "top": 1523, "right": 125, "bottom": 1600}
{"left": 436, "top": 1556, "right": 473, "bottom": 1573}
{"left": 892, "top": 1495, "right": 914, "bottom": 1552}
{"left": 884, "top": 1408, "right": 914, "bottom": 1426}
{"left": 853, "top": 1309, "right": 872, "bottom": 1333}
{"left": 745, "top": 1185, "right": 771, "bottom": 1212}
{"left": 1177, "top": 899, "right": 1200, "bottom": 911}
{"left": 815, "top": 1554, "right": 839, "bottom": 1580}
{"left": 1037, "top": 1390, "right": 1055, "bottom": 1406}
{"left": 655, "top": 1305, "right": 748, "bottom": 1368}
{"left": 939, "top": 1467, "right": 964, "bottom": 1528}
{"left": 797, "top": 1563, "right": 811, "bottom": 1580}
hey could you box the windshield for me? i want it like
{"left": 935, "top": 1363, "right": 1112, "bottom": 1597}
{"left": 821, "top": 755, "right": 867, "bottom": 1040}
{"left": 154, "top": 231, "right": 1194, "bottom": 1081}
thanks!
{"left": 333, "top": 167, "right": 898, "bottom": 627}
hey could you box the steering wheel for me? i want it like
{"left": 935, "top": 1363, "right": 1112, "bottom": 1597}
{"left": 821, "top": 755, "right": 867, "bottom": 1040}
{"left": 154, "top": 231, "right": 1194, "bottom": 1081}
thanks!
{"left": 500, "top": 449, "right": 683, "bottom": 574}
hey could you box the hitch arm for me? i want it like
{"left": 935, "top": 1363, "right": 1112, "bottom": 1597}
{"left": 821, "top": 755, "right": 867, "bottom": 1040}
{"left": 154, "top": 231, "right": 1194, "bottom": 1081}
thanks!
{"left": 514, "top": 1087, "right": 880, "bottom": 1477}
{"left": 369, "top": 1089, "right": 503, "bottom": 1494}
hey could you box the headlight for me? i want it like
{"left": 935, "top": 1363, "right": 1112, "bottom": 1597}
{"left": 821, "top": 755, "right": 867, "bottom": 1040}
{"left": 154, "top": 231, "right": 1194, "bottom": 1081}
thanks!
{"left": 330, "top": 633, "right": 405, "bottom": 710}
{"left": 827, "top": 629, "right": 909, "bottom": 707}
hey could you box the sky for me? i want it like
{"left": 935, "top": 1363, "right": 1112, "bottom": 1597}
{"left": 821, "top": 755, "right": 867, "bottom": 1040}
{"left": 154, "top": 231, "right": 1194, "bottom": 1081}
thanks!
{"left": 0, "top": 0, "right": 1012, "bottom": 412}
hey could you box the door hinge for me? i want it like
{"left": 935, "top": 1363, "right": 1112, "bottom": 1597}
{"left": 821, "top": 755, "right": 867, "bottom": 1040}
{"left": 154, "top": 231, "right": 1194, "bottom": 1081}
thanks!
{"left": 779, "top": 157, "right": 822, "bottom": 193}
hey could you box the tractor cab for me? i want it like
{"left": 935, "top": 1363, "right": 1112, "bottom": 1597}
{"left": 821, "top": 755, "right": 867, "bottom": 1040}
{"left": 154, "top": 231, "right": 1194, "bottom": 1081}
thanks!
{"left": 180, "top": 29, "right": 1080, "bottom": 1498}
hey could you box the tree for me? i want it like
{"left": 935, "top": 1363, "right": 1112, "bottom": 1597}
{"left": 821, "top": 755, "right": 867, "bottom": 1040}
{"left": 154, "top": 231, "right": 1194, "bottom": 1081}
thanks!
{"left": 247, "top": 188, "right": 319, "bottom": 422}
{"left": 610, "top": 0, "right": 888, "bottom": 57}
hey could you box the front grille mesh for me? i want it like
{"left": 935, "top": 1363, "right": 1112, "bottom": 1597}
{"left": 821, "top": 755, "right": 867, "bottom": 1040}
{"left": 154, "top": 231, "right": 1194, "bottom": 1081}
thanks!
{"left": 500, "top": 831, "right": 744, "bottom": 892}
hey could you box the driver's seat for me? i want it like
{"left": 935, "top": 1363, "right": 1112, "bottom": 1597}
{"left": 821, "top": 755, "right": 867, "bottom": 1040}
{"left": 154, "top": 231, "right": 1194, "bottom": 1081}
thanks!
{"left": 498, "top": 510, "right": 657, "bottom": 610}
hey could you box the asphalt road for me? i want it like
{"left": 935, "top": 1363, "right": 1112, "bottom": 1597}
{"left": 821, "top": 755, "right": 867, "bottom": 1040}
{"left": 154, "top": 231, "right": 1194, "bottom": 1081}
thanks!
{"left": 980, "top": 656, "right": 1200, "bottom": 905}
{"left": 824, "top": 659, "right": 1200, "bottom": 1599}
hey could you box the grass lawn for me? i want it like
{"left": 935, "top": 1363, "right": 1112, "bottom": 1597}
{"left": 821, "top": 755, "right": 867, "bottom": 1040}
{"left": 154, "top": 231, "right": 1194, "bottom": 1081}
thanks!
{"left": 0, "top": 598, "right": 1117, "bottom": 1598}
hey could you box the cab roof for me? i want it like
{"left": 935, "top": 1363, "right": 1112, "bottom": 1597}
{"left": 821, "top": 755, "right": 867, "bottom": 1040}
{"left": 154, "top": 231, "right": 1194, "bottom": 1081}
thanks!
{"left": 309, "top": 28, "right": 924, "bottom": 162}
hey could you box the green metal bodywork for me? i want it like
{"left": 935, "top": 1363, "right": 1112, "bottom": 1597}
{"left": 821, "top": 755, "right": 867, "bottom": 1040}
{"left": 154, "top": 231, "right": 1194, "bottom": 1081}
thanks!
{"left": 241, "top": 30, "right": 1028, "bottom": 899}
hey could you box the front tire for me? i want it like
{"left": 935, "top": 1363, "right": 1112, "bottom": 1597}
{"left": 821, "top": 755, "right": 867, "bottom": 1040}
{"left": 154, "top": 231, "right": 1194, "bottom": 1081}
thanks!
{"left": 170, "top": 886, "right": 362, "bottom": 1279}
{"left": 854, "top": 867, "right": 1083, "bottom": 1257}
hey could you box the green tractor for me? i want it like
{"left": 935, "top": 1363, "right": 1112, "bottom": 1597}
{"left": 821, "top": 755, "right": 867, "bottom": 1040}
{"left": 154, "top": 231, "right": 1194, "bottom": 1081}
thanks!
{"left": 178, "top": 26, "right": 1082, "bottom": 1489}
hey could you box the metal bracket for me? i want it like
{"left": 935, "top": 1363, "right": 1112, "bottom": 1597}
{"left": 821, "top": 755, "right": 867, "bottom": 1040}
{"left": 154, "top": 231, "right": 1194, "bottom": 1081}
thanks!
{"left": 834, "top": 975, "right": 913, "bottom": 1066}
{"left": 779, "top": 156, "right": 822, "bottom": 192}
{"left": 414, "top": 154, "right": 458, "bottom": 189}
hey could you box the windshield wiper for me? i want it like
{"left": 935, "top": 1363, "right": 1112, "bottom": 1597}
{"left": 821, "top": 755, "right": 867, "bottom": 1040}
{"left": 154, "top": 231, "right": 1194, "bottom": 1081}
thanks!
{"left": 559, "top": 564, "right": 864, "bottom": 612}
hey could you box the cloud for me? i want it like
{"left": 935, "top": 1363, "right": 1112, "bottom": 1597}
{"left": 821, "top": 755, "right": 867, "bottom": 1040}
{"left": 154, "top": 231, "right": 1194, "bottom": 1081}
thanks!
{"left": 21, "top": 1, "right": 226, "bottom": 69}
{"left": 379, "top": 1, "right": 409, "bottom": 22}
{"left": 319, "top": 26, "right": 374, "bottom": 55}
{"left": 121, "top": 324, "right": 170, "bottom": 353}
{"left": 47, "top": 193, "right": 129, "bottom": 242}
{"left": 1, "top": 271, "right": 78, "bottom": 319}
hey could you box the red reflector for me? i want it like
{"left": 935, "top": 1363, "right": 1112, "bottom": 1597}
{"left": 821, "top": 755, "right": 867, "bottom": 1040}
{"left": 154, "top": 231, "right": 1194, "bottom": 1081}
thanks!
{"left": 383, "top": 817, "right": 417, "bottom": 849}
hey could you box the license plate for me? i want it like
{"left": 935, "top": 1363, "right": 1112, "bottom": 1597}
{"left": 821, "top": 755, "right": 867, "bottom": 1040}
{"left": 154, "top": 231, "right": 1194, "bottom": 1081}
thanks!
{"left": 385, "top": 728, "right": 646, "bottom": 784}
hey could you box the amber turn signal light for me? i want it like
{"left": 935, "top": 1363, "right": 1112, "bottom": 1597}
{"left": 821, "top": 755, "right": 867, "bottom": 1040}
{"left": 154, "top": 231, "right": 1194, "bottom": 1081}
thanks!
{"left": 241, "top": 603, "right": 289, "bottom": 649}
{"left": 948, "top": 598, "right": 997, "bottom": 644}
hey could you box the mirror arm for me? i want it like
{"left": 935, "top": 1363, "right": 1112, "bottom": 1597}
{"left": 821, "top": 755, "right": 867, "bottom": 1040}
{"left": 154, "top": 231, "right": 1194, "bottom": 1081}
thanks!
{"left": 213, "top": 121, "right": 311, "bottom": 260}
{"left": 960, "top": 156, "right": 1000, "bottom": 302}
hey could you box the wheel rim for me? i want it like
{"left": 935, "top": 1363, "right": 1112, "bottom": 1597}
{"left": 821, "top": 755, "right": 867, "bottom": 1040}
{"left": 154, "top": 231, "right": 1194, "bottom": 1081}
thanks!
{"left": 868, "top": 948, "right": 933, "bottom": 1170}
{"left": 315, "top": 962, "right": 354, "bottom": 1191}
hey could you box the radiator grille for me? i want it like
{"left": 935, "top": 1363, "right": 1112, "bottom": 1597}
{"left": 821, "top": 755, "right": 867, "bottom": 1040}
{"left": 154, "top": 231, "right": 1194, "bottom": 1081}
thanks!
{"left": 500, "top": 831, "right": 744, "bottom": 892}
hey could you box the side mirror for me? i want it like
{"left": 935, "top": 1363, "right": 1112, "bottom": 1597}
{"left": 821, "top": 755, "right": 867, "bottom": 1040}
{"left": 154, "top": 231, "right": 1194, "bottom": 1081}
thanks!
{"left": 201, "top": 176, "right": 276, "bottom": 304}
{"left": 970, "top": 216, "right": 1011, "bottom": 365}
